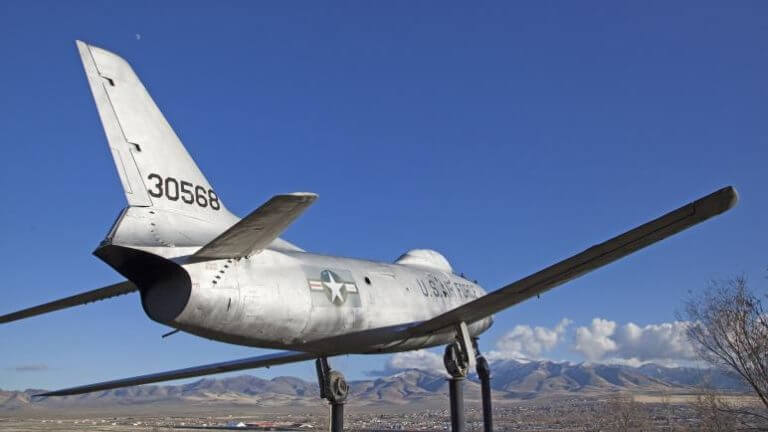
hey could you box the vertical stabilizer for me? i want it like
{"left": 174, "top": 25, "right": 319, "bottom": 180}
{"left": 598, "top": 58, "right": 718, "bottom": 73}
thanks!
{"left": 77, "top": 41, "right": 303, "bottom": 253}
{"left": 76, "top": 40, "right": 233, "bottom": 225}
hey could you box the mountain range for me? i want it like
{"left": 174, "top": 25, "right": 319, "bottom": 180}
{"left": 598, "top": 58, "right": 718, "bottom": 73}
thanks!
{"left": 0, "top": 360, "right": 747, "bottom": 414}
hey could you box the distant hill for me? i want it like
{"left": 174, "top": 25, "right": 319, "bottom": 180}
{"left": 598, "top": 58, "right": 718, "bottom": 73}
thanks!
{"left": 0, "top": 360, "right": 747, "bottom": 414}
{"left": 483, "top": 359, "right": 745, "bottom": 399}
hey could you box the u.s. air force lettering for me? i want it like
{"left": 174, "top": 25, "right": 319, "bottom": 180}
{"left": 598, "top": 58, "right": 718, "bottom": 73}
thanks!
{"left": 307, "top": 269, "right": 361, "bottom": 307}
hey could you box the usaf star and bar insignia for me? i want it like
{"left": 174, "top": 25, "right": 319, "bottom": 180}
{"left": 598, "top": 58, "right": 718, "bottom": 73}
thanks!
{"left": 306, "top": 269, "right": 361, "bottom": 307}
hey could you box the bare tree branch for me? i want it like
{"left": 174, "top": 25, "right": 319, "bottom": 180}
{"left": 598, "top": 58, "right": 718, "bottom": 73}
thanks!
{"left": 681, "top": 276, "right": 768, "bottom": 428}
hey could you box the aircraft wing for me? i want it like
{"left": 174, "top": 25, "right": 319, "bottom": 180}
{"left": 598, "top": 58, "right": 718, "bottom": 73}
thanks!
{"left": 36, "top": 350, "right": 316, "bottom": 397}
{"left": 300, "top": 186, "right": 738, "bottom": 353}
{"left": 0, "top": 281, "right": 137, "bottom": 324}
{"left": 193, "top": 193, "right": 317, "bottom": 259}
{"left": 406, "top": 186, "right": 738, "bottom": 335}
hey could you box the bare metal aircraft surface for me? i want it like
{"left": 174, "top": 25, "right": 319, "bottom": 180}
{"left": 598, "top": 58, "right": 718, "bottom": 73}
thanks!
{"left": 1, "top": 41, "right": 738, "bottom": 431}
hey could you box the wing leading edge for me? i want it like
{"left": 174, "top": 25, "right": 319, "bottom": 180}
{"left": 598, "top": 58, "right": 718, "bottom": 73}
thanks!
{"left": 37, "top": 350, "right": 316, "bottom": 397}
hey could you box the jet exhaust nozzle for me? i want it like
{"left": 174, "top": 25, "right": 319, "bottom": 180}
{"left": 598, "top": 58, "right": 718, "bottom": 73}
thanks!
{"left": 93, "top": 245, "right": 191, "bottom": 324}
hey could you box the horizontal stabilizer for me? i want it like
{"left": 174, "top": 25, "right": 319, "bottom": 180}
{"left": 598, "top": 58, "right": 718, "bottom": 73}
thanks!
{"left": 193, "top": 193, "right": 317, "bottom": 259}
{"left": 0, "top": 281, "right": 137, "bottom": 324}
{"left": 37, "top": 350, "right": 315, "bottom": 397}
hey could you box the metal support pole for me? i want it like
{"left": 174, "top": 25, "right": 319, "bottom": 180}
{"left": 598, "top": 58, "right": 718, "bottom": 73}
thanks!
{"left": 316, "top": 357, "right": 348, "bottom": 432}
{"left": 476, "top": 356, "right": 493, "bottom": 432}
{"left": 330, "top": 401, "right": 344, "bottom": 432}
{"left": 448, "top": 376, "right": 465, "bottom": 432}
{"left": 445, "top": 335, "right": 470, "bottom": 432}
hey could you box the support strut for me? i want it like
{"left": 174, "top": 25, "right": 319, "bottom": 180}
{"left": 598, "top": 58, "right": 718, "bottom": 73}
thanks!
{"left": 474, "top": 339, "right": 493, "bottom": 432}
{"left": 444, "top": 340, "right": 469, "bottom": 432}
{"left": 316, "top": 357, "right": 348, "bottom": 432}
{"left": 448, "top": 375, "right": 465, "bottom": 432}
{"left": 330, "top": 403, "right": 344, "bottom": 432}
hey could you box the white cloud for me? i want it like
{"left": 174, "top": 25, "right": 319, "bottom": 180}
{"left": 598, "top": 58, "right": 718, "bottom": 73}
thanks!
{"left": 613, "top": 321, "right": 697, "bottom": 362}
{"left": 486, "top": 318, "right": 572, "bottom": 361}
{"left": 384, "top": 319, "right": 572, "bottom": 372}
{"left": 599, "top": 357, "right": 685, "bottom": 368}
{"left": 373, "top": 317, "right": 697, "bottom": 376}
{"left": 572, "top": 318, "right": 696, "bottom": 364}
{"left": 386, "top": 350, "right": 444, "bottom": 373}
{"left": 573, "top": 318, "right": 618, "bottom": 361}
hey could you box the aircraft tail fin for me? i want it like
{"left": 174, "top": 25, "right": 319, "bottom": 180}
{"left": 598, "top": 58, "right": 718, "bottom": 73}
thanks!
{"left": 77, "top": 41, "right": 304, "bottom": 253}
{"left": 76, "top": 40, "right": 232, "bottom": 224}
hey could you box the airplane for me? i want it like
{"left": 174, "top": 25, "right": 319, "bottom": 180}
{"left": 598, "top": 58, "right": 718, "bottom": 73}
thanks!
{"left": 1, "top": 40, "right": 738, "bottom": 432}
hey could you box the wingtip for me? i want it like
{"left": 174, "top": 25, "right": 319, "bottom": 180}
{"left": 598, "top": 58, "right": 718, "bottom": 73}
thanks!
{"left": 34, "top": 388, "right": 73, "bottom": 398}
{"left": 713, "top": 185, "right": 739, "bottom": 212}
{"left": 722, "top": 185, "right": 739, "bottom": 210}
{"left": 287, "top": 192, "right": 319, "bottom": 201}
{"left": 695, "top": 185, "right": 739, "bottom": 218}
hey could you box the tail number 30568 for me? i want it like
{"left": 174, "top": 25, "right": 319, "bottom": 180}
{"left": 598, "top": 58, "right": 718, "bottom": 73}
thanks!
{"left": 146, "top": 174, "right": 221, "bottom": 210}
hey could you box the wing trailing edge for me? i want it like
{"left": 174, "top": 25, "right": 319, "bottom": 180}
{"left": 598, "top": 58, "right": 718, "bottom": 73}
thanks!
{"left": 0, "top": 281, "right": 137, "bottom": 324}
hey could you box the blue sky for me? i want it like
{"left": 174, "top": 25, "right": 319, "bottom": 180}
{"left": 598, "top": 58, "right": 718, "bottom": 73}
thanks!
{"left": 1, "top": 1, "right": 766, "bottom": 390}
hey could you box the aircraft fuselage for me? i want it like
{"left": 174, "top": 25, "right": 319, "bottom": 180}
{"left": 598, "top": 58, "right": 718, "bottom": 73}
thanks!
{"left": 98, "top": 244, "right": 492, "bottom": 354}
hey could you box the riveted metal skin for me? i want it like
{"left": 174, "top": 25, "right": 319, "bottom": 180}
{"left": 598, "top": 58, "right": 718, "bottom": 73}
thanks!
{"left": 102, "top": 241, "right": 492, "bottom": 356}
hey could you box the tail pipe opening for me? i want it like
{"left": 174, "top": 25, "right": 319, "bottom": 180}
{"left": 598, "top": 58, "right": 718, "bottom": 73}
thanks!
{"left": 94, "top": 245, "right": 191, "bottom": 325}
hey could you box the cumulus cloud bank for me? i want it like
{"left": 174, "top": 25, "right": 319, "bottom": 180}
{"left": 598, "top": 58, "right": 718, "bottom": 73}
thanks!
{"left": 386, "top": 349, "right": 444, "bottom": 373}
{"left": 382, "top": 319, "right": 571, "bottom": 373}
{"left": 572, "top": 318, "right": 696, "bottom": 364}
{"left": 373, "top": 317, "right": 696, "bottom": 375}
{"left": 486, "top": 318, "right": 572, "bottom": 361}
{"left": 573, "top": 318, "right": 618, "bottom": 361}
